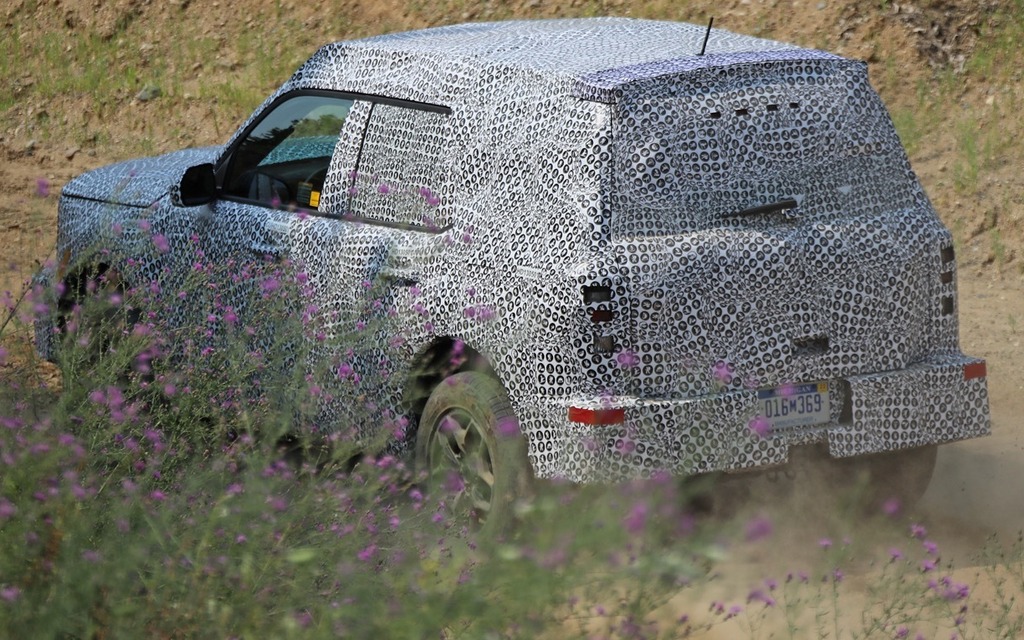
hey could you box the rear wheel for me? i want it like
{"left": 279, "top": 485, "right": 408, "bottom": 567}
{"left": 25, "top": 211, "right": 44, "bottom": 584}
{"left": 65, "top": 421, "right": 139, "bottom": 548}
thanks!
{"left": 416, "top": 372, "right": 531, "bottom": 537}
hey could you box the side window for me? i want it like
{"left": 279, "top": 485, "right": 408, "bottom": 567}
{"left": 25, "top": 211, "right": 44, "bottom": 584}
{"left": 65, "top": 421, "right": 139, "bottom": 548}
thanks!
{"left": 350, "top": 103, "right": 449, "bottom": 228}
{"left": 223, "top": 94, "right": 354, "bottom": 210}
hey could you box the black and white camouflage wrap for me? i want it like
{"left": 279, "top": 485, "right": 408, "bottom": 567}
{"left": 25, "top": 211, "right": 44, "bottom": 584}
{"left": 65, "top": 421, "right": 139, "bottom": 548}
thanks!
{"left": 36, "top": 18, "right": 990, "bottom": 482}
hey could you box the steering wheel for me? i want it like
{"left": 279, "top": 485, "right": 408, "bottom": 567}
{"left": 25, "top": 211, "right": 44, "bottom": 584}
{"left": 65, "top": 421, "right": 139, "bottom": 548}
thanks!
{"left": 249, "top": 171, "right": 291, "bottom": 206}
{"left": 304, "top": 167, "right": 329, "bottom": 189}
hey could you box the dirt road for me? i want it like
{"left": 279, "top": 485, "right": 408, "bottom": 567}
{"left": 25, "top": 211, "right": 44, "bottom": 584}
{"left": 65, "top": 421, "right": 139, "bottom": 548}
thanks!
{"left": 926, "top": 272, "right": 1024, "bottom": 542}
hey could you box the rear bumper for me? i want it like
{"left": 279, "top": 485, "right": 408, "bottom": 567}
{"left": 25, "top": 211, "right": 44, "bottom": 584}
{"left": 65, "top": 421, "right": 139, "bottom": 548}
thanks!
{"left": 523, "top": 355, "right": 990, "bottom": 482}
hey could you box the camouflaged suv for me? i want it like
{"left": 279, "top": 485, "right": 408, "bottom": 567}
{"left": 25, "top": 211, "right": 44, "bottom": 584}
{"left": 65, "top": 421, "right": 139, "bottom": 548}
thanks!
{"left": 37, "top": 18, "right": 990, "bottom": 523}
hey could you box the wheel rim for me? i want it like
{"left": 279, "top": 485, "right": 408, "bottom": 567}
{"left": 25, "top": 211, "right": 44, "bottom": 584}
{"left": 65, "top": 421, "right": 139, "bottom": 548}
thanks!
{"left": 427, "top": 408, "right": 496, "bottom": 524}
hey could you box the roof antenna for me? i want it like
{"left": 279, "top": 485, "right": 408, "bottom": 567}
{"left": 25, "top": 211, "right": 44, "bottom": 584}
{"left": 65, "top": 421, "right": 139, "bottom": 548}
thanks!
{"left": 698, "top": 17, "right": 714, "bottom": 56}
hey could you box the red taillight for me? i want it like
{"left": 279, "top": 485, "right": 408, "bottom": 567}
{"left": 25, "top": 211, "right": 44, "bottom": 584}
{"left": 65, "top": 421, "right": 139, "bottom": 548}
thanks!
{"left": 963, "top": 361, "right": 986, "bottom": 381}
{"left": 568, "top": 407, "right": 626, "bottom": 425}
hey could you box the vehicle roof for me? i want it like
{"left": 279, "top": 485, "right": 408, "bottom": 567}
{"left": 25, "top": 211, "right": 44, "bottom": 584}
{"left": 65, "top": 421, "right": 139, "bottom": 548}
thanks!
{"left": 329, "top": 18, "right": 846, "bottom": 98}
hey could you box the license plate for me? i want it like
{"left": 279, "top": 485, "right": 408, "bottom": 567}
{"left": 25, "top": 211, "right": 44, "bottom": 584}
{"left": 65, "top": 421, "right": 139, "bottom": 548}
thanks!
{"left": 757, "top": 382, "right": 830, "bottom": 430}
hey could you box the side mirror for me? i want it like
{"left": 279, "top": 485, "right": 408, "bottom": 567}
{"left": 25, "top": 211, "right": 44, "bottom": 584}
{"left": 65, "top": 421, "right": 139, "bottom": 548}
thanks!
{"left": 170, "top": 163, "right": 217, "bottom": 207}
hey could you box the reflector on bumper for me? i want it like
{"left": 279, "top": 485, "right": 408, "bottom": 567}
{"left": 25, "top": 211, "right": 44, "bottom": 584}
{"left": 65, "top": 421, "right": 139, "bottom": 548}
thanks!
{"left": 568, "top": 406, "right": 626, "bottom": 425}
{"left": 963, "top": 361, "right": 986, "bottom": 381}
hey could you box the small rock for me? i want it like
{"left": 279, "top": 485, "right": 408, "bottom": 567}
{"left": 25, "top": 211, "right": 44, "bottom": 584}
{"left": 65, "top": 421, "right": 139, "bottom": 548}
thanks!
{"left": 985, "top": 95, "right": 995, "bottom": 106}
{"left": 65, "top": 146, "right": 80, "bottom": 160}
{"left": 25, "top": 139, "right": 36, "bottom": 153}
{"left": 817, "top": 1, "right": 826, "bottom": 8}
{"left": 136, "top": 85, "right": 162, "bottom": 102}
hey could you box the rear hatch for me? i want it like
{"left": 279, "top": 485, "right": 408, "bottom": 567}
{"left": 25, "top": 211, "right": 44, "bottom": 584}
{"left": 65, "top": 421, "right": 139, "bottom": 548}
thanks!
{"left": 607, "top": 56, "right": 955, "bottom": 398}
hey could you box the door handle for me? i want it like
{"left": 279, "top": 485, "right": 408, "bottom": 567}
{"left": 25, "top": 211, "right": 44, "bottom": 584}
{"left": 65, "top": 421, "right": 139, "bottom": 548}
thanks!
{"left": 249, "top": 242, "right": 285, "bottom": 259}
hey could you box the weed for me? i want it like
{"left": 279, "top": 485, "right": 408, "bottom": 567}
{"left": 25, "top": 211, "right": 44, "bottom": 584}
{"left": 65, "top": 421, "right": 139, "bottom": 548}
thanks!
{"left": 992, "top": 228, "right": 1007, "bottom": 267}
{"left": 952, "top": 118, "right": 980, "bottom": 194}
{"left": 0, "top": 206, "right": 1019, "bottom": 637}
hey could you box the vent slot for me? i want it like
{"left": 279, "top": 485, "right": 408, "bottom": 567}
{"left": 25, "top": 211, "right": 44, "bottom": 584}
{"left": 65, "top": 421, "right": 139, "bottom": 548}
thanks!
{"left": 583, "top": 285, "right": 612, "bottom": 303}
{"left": 940, "top": 271, "right": 954, "bottom": 285}
{"left": 766, "top": 103, "right": 779, "bottom": 112}
{"left": 594, "top": 335, "right": 616, "bottom": 353}
{"left": 792, "top": 335, "right": 830, "bottom": 356}
{"left": 735, "top": 107, "right": 749, "bottom": 116}
{"left": 709, "top": 110, "right": 722, "bottom": 119}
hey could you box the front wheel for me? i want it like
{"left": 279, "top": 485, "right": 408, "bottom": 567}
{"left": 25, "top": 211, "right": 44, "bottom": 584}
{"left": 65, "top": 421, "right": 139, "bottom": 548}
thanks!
{"left": 416, "top": 372, "right": 532, "bottom": 537}
{"left": 57, "top": 266, "right": 142, "bottom": 379}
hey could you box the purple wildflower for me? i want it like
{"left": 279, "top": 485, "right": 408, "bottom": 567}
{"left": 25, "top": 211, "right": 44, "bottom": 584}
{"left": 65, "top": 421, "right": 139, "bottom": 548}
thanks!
{"left": 623, "top": 502, "right": 648, "bottom": 534}
{"left": 495, "top": 417, "right": 521, "bottom": 438}
{"left": 711, "top": 360, "right": 732, "bottom": 385}
{"left": 748, "top": 415, "right": 771, "bottom": 439}
{"left": 294, "top": 611, "right": 314, "bottom": 629}
{"left": 616, "top": 350, "right": 640, "bottom": 368}
{"left": 438, "top": 415, "right": 459, "bottom": 434}
{"left": 442, "top": 471, "right": 465, "bottom": 494}
{"left": 744, "top": 515, "right": 773, "bottom": 542}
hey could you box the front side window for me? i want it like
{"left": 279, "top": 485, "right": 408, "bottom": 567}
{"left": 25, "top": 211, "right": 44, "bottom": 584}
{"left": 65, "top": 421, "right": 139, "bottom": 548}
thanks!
{"left": 223, "top": 94, "right": 353, "bottom": 210}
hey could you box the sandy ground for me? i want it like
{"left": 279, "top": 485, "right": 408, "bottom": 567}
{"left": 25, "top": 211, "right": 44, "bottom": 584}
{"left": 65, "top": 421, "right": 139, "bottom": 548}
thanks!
{"left": 928, "top": 272, "right": 1024, "bottom": 541}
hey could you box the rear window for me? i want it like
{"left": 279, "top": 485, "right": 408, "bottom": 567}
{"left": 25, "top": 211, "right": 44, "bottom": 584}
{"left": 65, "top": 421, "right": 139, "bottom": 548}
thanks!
{"left": 609, "top": 59, "right": 914, "bottom": 236}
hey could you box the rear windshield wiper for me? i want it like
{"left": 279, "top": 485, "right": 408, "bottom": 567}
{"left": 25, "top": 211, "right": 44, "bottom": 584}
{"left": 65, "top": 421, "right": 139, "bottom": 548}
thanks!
{"left": 725, "top": 198, "right": 799, "bottom": 218}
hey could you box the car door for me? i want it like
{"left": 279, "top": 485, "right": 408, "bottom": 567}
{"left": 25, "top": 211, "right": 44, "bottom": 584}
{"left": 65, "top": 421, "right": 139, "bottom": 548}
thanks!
{"left": 201, "top": 90, "right": 453, "bottom": 441}
{"left": 285, "top": 100, "right": 454, "bottom": 440}
{"left": 196, "top": 92, "right": 368, "bottom": 335}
